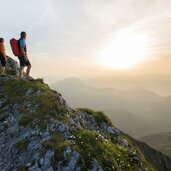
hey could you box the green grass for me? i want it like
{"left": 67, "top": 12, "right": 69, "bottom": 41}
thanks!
{"left": 15, "top": 138, "right": 29, "bottom": 152}
{"left": 0, "top": 76, "right": 157, "bottom": 171}
{"left": 16, "top": 165, "right": 27, "bottom": 171}
{"left": 74, "top": 129, "right": 149, "bottom": 171}
{"left": 42, "top": 132, "right": 69, "bottom": 163}
{"left": 1, "top": 79, "right": 68, "bottom": 128}
{"left": 77, "top": 108, "right": 112, "bottom": 126}
{"left": 5, "top": 68, "right": 17, "bottom": 75}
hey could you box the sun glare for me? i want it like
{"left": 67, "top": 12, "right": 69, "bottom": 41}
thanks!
{"left": 99, "top": 29, "right": 151, "bottom": 70}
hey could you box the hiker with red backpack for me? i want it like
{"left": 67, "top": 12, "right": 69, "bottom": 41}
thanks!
{"left": 10, "top": 32, "right": 33, "bottom": 80}
{"left": 0, "top": 38, "right": 7, "bottom": 76}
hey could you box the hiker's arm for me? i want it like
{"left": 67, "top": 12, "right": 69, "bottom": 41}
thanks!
{"left": 19, "top": 39, "right": 28, "bottom": 60}
{"left": 20, "top": 47, "right": 28, "bottom": 60}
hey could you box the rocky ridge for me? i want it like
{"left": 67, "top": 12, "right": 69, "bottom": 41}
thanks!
{"left": 0, "top": 57, "right": 171, "bottom": 171}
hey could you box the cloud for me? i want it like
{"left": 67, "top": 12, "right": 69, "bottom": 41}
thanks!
{"left": 1, "top": 0, "right": 171, "bottom": 80}
{"left": 1, "top": 0, "right": 171, "bottom": 57}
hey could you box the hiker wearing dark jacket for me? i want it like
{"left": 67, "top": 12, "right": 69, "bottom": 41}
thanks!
{"left": 18, "top": 32, "right": 32, "bottom": 80}
{"left": 0, "top": 38, "right": 7, "bottom": 76}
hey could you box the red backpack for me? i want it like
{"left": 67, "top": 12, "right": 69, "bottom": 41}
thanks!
{"left": 10, "top": 38, "right": 21, "bottom": 56}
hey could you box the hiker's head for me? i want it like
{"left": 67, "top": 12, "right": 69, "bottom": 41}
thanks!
{"left": 0, "top": 38, "right": 4, "bottom": 44}
{"left": 20, "top": 32, "right": 27, "bottom": 39}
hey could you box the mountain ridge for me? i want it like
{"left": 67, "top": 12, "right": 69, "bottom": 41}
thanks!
{"left": 0, "top": 57, "right": 171, "bottom": 171}
{"left": 50, "top": 77, "right": 171, "bottom": 138}
{"left": 140, "top": 132, "right": 171, "bottom": 158}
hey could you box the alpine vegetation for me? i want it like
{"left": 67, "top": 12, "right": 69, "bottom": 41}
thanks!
{"left": 0, "top": 57, "right": 171, "bottom": 171}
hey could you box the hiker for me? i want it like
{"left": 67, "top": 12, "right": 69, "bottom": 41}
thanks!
{"left": 0, "top": 38, "right": 6, "bottom": 76}
{"left": 18, "top": 32, "right": 33, "bottom": 80}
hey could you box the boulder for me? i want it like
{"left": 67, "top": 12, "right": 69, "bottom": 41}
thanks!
{"left": 107, "top": 127, "right": 120, "bottom": 136}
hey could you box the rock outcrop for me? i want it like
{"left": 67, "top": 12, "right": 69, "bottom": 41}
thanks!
{"left": 0, "top": 57, "right": 171, "bottom": 171}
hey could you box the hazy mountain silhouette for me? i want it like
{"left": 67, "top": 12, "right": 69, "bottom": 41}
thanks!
{"left": 141, "top": 132, "right": 171, "bottom": 158}
{"left": 1, "top": 58, "right": 171, "bottom": 171}
{"left": 87, "top": 74, "right": 171, "bottom": 96}
{"left": 50, "top": 77, "right": 171, "bottom": 138}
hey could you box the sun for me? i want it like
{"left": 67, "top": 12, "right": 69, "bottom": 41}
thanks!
{"left": 99, "top": 29, "right": 151, "bottom": 70}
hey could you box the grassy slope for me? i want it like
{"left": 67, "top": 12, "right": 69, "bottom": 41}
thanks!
{"left": 140, "top": 132, "right": 171, "bottom": 158}
{"left": 0, "top": 78, "right": 68, "bottom": 128}
{"left": 1, "top": 78, "right": 171, "bottom": 170}
{"left": 123, "top": 133, "right": 171, "bottom": 171}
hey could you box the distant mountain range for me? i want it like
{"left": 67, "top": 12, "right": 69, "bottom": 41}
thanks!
{"left": 85, "top": 74, "right": 171, "bottom": 96}
{"left": 1, "top": 58, "right": 171, "bottom": 171}
{"left": 141, "top": 132, "right": 171, "bottom": 158}
{"left": 50, "top": 77, "right": 171, "bottom": 138}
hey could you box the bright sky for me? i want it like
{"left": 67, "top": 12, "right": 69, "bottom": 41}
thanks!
{"left": 1, "top": 0, "right": 171, "bottom": 82}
